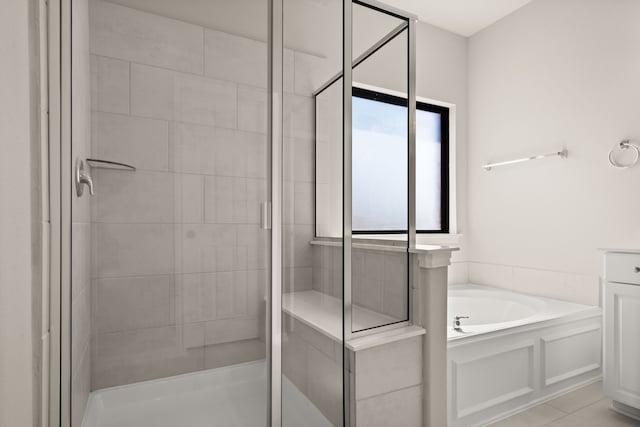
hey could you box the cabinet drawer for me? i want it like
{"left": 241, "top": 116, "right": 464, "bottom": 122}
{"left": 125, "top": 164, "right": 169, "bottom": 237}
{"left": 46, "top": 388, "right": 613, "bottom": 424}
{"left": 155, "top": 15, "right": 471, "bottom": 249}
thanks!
{"left": 606, "top": 253, "right": 640, "bottom": 285}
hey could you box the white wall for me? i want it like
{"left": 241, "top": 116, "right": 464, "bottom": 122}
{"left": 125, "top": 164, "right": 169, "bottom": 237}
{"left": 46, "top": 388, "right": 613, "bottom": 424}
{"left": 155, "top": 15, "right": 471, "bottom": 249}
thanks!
{"left": 467, "top": 0, "right": 640, "bottom": 305}
{"left": 0, "top": 0, "right": 41, "bottom": 426}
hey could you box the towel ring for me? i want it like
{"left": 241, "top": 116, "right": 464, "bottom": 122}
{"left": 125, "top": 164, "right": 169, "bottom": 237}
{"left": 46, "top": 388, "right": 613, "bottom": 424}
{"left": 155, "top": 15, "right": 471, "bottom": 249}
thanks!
{"left": 608, "top": 140, "right": 639, "bottom": 169}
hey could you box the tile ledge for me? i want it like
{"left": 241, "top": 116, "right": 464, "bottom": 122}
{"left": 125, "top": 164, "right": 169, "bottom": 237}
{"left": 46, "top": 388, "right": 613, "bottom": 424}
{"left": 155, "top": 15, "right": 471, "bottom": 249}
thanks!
{"left": 598, "top": 248, "right": 640, "bottom": 254}
{"left": 346, "top": 326, "right": 425, "bottom": 352}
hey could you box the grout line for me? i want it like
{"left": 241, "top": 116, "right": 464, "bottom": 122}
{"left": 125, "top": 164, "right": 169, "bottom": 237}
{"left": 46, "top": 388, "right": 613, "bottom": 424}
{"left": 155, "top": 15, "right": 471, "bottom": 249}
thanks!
{"left": 128, "top": 60, "right": 132, "bottom": 114}
{"left": 92, "top": 109, "right": 270, "bottom": 138}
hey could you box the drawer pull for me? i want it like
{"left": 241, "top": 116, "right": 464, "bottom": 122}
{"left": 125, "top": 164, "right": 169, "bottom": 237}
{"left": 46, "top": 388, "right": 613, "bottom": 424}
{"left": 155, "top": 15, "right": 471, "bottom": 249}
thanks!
{"left": 635, "top": 267, "right": 640, "bottom": 273}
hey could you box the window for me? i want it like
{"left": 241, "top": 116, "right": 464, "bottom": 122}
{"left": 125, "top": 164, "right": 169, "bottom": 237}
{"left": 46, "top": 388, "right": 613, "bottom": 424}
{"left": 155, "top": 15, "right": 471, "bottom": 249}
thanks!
{"left": 314, "top": 85, "right": 450, "bottom": 237}
{"left": 351, "top": 87, "right": 449, "bottom": 234}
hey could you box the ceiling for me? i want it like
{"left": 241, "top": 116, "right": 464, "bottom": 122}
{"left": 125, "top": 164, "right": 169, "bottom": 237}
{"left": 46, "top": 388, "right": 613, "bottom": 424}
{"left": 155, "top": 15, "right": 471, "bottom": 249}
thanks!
{"left": 104, "top": 0, "right": 535, "bottom": 56}
{"left": 384, "top": 0, "right": 535, "bottom": 36}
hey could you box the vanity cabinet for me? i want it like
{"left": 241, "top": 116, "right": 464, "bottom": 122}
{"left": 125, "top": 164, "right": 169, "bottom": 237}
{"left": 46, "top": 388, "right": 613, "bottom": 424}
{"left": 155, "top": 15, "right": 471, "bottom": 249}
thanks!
{"left": 603, "top": 251, "right": 640, "bottom": 419}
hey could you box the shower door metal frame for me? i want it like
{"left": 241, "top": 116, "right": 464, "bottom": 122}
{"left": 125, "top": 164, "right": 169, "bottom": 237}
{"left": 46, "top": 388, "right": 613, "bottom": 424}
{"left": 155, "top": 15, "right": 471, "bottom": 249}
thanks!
{"left": 48, "top": 0, "right": 417, "bottom": 425}
{"left": 48, "top": 0, "right": 73, "bottom": 425}
{"left": 48, "top": 0, "right": 285, "bottom": 426}
{"left": 342, "top": 0, "right": 418, "bottom": 345}
{"left": 268, "top": 0, "right": 283, "bottom": 425}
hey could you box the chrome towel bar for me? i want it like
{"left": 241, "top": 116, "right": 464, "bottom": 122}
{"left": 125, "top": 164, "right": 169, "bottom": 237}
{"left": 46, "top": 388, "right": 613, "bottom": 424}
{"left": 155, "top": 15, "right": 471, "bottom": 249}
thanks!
{"left": 483, "top": 149, "right": 568, "bottom": 171}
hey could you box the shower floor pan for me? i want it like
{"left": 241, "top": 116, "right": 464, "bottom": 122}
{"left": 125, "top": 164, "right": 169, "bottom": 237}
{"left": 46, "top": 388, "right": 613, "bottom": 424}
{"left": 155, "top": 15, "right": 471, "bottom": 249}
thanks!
{"left": 82, "top": 360, "right": 332, "bottom": 427}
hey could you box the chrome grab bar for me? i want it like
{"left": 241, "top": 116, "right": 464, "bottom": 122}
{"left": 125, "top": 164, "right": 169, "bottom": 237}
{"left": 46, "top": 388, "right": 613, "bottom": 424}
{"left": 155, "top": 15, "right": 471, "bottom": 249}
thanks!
{"left": 75, "top": 158, "right": 136, "bottom": 198}
{"left": 86, "top": 158, "right": 136, "bottom": 171}
{"left": 75, "top": 159, "right": 94, "bottom": 197}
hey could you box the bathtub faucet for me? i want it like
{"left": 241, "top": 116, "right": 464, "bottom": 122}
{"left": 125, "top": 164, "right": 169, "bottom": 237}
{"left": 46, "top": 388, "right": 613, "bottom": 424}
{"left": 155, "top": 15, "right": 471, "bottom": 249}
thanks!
{"left": 453, "top": 316, "right": 470, "bottom": 332}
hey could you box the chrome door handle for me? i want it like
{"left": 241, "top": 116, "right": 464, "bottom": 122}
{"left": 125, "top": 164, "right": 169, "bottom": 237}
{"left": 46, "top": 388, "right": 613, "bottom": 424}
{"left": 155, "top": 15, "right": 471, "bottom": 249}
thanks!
{"left": 75, "top": 158, "right": 94, "bottom": 197}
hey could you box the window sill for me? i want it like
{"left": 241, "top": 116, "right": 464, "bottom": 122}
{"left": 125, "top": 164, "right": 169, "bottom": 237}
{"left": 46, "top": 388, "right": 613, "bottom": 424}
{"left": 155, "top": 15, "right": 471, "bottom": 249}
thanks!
{"left": 310, "top": 233, "right": 462, "bottom": 251}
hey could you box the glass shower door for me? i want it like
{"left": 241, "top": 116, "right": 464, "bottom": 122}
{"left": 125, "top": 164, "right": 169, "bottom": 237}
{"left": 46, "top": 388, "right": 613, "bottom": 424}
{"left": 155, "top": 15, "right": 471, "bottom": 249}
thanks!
{"left": 281, "top": 0, "right": 344, "bottom": 426}
{"left": 68, "top": 0, "right": 272, "bottom": 425}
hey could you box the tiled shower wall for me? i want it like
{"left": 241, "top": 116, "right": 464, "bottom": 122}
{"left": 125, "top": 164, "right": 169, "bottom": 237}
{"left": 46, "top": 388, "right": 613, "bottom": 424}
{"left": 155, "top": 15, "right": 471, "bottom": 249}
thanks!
{"left": 89, "top": 0, "right": 320, "bottom": 389}
{"left": 71, "top": 0, "right": 92, "bottom": 424}
{"left": 312, "top": 245, "right": 408, "bottom": 321}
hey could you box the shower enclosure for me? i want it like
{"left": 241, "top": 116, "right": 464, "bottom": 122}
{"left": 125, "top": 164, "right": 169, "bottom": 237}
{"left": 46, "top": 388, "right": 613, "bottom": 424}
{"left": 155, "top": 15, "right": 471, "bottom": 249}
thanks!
{"left": 48, "top": 0, "right": 416, "bottom": 425}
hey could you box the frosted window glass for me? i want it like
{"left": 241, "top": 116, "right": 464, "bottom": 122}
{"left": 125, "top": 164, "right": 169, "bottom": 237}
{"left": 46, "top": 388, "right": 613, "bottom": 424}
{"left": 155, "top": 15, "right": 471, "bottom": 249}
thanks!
{"left": 416, "top": 109, "right": 442, "bottom": 230}
{"left": 352, "top": 96, "right": 407, "bottom": 231}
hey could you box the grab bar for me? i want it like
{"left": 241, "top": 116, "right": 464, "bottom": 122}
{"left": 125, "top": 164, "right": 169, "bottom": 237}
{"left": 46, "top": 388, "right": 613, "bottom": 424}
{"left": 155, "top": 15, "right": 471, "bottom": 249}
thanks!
{"left": 86, "top": 158, "right": 136, "bottom": 171}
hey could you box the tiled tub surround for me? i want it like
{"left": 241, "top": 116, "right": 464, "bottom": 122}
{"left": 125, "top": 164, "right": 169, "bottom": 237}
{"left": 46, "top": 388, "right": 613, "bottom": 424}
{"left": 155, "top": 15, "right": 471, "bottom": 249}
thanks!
{"left": 447, "top": 284, "right": 602, "bottom": 427}
{"left": 89, "top": 0, "right": 324, "bottom": 390}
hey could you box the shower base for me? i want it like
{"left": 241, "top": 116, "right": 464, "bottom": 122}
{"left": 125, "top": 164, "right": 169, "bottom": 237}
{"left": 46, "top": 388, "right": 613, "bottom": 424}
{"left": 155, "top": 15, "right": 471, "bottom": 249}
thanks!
{"left": 82, "top": 360, "right": 333, "bottom": 427}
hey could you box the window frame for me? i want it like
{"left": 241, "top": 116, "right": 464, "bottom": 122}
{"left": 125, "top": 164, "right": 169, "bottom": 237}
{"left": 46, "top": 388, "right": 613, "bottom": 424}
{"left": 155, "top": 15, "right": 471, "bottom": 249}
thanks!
{"left": 349, "top": 87, "right": 450, "bottom": 235}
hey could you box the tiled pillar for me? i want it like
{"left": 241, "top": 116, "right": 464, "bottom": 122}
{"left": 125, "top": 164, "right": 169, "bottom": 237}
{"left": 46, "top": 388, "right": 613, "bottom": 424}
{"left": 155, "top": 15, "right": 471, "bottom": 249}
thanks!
{"left": 411, "top": 247, "right": 457, "bottom": 427}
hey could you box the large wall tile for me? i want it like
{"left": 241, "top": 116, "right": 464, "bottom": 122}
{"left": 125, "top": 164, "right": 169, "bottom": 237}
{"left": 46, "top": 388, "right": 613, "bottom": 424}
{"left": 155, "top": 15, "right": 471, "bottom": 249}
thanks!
{"left": 467, "top": 262, "right": 514, "bottom": 290}
{"left": 283, "top": 332, "right": 308, "bottom": 393}
{"left": 175, "top": 224, "right": 236, "bottom": 274}
{"left": 216, "top": 271, "right": 248, "bottom": 319}
{"left": 178, "top": 273, "right": 216, "bottom": 323}
{"left": 72, "top": 222, "right": 91, "bottom": 301}
{"left": 92, "top": 112, "right": 169, "bottom": 171}
{"left": 172, "top": 123, "right": 228, "bottom": 175}
{"left": 307, "top": 345, "right": 343, "bottom": 426}
{"left": 71, "top": 344, "right": 91, "bottom": 427}
{"left": 93, "top": 170, "right": 174, "bottom": 223}
{"left": 204, "top": 317, "right": 260, "bottom": 345}
{"left": 284, "top": 267, "right": 313, "bottom": 293}
{"left": 236, "top": 225, "right": 269, "bottom": 270}
{"left": 284, "top": 137, "right": 314, "bottom": 183}
{"left": 94, "top": 275, "right": 175, "bottom": 333}
{"left": 294, "top": 182, "right": 314, "bottom": 225}
{"left": 71, "top": 286, "right": 91, "bottom": 375}
{"left": 352, "top": 250, "right": 384, "bottom": 312}
{"left": 204, "top": 29, "right": 267, "bottom": 88}
{"left": 131, "top": 63, "right": 237, "bottom": 127}
{"left": 203, "top": 338, "right": 265, "bottom": 370}
{"left": 283, "top": 49, "right": 295, "bottom": 93}
{"left": 246, "top": 270, "right": 267, "bottom": 317}
{"left": 283, "top": 93, "right": 314, "bottom": 140}
{"left": 93, "top": 223, "right": 174, "bottom": 278}
{"left": 204, "top": 176, "right": 266, "bottom": 224}
{"left": 382, "top": 253, "right": 408, "bottom": 319}
{"left": 294, "top": 51, "right": 337, "bottom": 96}
{"left": 175, "top": 223, "right": 237, "bottom": 274}
{"left": 237, "top": 85, "right": 267, "bottom": 134}
{"left": 235, "top": 131, "right": 268, "bottom": 179}
{"left": 283, "top": 225, "right": 314, "bottom": 268}
{"left": 448, "top": 262, "right": 470, "bottom": 285}
{"left": 354, "top": 336, "right": 422, "bottom": 400}
{"left": 172, "top": 124, "right": 266, "bottom": 179}
{"left": 356, "top": 385, "right": 422, "bottom": 427}
{"left": 90, "top": 55, "right": 129, "bottom": 114}
{"left": 92, "top": 325, "right": 204, "bottom": 389}
{"left": 90, "top": 0, "right": 204, "bottom": 74}
{"left": 174, "top": 173, "right": 204, "bottom": 223}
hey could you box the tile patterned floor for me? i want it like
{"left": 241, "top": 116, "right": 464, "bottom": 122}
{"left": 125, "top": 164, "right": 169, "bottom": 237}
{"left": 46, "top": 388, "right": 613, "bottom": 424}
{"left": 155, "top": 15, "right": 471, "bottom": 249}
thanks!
{"left": 488, "top": 381, "right": 640, "bottom": 427}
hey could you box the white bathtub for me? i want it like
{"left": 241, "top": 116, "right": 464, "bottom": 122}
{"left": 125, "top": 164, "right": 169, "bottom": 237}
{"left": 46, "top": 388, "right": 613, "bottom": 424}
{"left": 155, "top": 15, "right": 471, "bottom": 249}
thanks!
{"left": 447, "top": 284, "right": 602, "bottom": 427}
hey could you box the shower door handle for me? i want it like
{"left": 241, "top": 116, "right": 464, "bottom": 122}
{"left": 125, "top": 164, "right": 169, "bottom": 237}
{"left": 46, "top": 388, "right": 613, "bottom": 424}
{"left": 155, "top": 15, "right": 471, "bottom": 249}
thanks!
{"left": 75, "top": 158, "right": 94, "bottom": 197}
{"left": 260, "top": 202, "right": 272, "bottom": 230}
